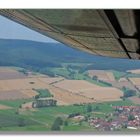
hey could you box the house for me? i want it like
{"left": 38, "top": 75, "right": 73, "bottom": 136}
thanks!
{"left": 127, "top": 126, "right": 138, "bottom": 130}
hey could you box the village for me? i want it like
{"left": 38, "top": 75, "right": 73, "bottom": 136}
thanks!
{"left": 87, "top": 106, "right": 140, "bottom": 131}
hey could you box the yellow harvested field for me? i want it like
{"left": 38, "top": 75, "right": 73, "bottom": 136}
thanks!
{"left": 127, "top": 69, "right": 140, "bottom": 74}
{"left": 129, "top": 78, "right": 140, "bottom": 86}
{"left": 106, "top": 72, "right": 115, "bottom": 81}
{"left": 88, "top": 70, "right": 115, "bottom": 82}
{"left": 0, "top": 67, "right": 26, "bottom": 80}
{"left": 0, "top": 78, "right": 49, "bottom": 91}
{"left": 0, "top": 104, "right": 12, "bottom": 110}
{"left": 119, "top": 78, "right": 128, "bottom": 82}
{"left": 54, "top": 80, "right": 100, "bottom": 93}
{"left": 53, "top": 79, "right": 123, "bottom": 103}
{"left": 78, "top": 87, "right": 123, "bottom": 101}
{"left": 0, "top": 68, "right": 17, "bottom": 72}
{"left": 0, "top": 76, "right": 65, "bottom": 100}
{"left": 0, "top": 90, "right": 37, "bottom": 100}
{"left": 0, "top": 68, "right": 123, "bottom": 104}
{"left": 49, "top": 86, "right": 95, "bottom": 105}
{"left": 21, "top": 89, "right": 37, "bottom": 98}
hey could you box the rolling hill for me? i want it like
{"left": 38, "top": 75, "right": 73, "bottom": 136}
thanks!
{"left": 0, "top": 39, "right": 140, "bottom": 71}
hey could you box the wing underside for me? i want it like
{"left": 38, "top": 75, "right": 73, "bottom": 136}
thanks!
{"left": 0, "top": 9, "right": 140, "bottom": 59}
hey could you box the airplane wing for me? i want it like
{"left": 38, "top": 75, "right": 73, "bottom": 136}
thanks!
{"left": 0, "top": 9, "right": 139, "bottom": 59}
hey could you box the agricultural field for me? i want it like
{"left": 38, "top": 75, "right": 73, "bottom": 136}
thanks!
{"left": 77, "top": 88, "right": 123, "bottom": 102}
{"left": 0, "top": 67, "right": 124, "bottom": 104}
{"left": 35, "top": 89, "right": 53, "bottom": 98}
{"left": 88, "top": 70, "right": 115, "bottom": 82}
{"left": 53, "top": 80, "right": 100, "bottom": 93}
{"left": 49, "top": 86, "right": 94, "bottom": 105}
{"left": 45, "top": 65, "right": 111, "bottom": 87}
{"left": 128, "top": 96, "right": 140, "bottom": 105}
{"left": 0, "top": 67, "right": 26, "bottom": 80}
{"left": 0, "top": 90, "right": 37, "bottom": 100}
{"left": 0, "top": 67, "right": 139, "bottom": 132}
{"left": 0, "top": 78, "right": 49, "bottom": 91}
{"left": 0, "top": 98, "right": 134, "bottom": 131}
{"left": 129, "top": 78, "right": 140, "bottom": 86}
{"left": 127, "top": 69, "right": 140, "bottom": 74}
{"left": 53, "top": 79, "right": 123, "bottom": 102}
{"left": 110, "top": 70, "right": 127, "bottom": 80}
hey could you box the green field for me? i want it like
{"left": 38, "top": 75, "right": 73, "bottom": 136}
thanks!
{"left": 35, "top": 89, "right": 53, "bottom": 98}
{"left": 47, "top": 66, "right": 111, "bottom": 87}
{"left": 0, "top": 99, "right": 135, "bottom": 131}
{"left": 0, "top": 99, "right": 32, "bottom": 108}
{"left": 110, "top": 70, "right": 126, "bottom": 80}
